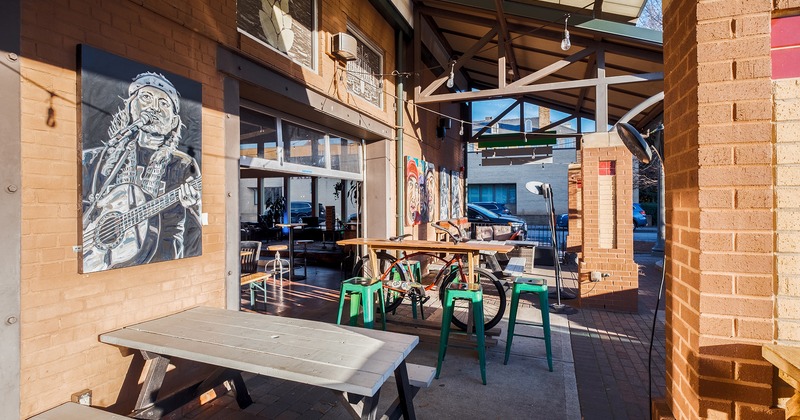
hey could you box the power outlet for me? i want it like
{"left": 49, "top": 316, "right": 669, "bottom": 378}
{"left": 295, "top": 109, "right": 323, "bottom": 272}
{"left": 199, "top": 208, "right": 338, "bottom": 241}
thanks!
{"left": 71, "top": 389, "right": 92, "bottom": 406}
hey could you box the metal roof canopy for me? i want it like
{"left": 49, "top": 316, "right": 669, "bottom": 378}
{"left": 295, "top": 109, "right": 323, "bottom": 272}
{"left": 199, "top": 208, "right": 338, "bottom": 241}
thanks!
{"left": 413, "top": 0, "right": 664, "bottom": 139}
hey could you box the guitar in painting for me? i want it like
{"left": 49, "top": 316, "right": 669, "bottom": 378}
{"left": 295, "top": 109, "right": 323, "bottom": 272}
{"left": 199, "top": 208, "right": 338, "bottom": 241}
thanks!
{"left": 81, "top": 177, "right": 202, "bottom": 272}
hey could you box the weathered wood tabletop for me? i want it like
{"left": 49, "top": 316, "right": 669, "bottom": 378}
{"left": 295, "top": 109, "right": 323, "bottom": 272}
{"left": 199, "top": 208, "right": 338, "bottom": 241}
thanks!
{"left": 100, "top": 306, "right": 420, "bottom": 419}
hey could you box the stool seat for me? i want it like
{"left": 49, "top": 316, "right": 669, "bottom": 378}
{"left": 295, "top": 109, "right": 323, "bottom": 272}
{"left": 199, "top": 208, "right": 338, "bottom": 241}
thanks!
{"left": 436, "top": 282, "right": 486, "bottom": 385}
{"left": 267, "top": 244, "right": 288, "bottom": 251}
{"left": 336, "top": 277, "right": 386, "bottom": 330}
{"left": 504, "top": 276, "right": 553, "bottom": 372}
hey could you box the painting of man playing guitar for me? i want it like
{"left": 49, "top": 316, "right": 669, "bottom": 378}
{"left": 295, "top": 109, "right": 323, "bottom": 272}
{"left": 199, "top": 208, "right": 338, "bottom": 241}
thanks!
{"left": 79, "top": 46, "right": 202, "bottom": 273}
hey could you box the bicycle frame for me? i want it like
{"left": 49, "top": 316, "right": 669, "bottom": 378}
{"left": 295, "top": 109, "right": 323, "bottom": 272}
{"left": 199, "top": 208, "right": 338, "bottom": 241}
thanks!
{"left": 379, "top": 250, "right": 468, "bottom": 294}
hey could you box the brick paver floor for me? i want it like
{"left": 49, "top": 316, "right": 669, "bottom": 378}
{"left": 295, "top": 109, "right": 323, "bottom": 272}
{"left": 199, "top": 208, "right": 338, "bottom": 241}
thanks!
{"left": 569, "top": 247, "right": 667, "bottom": 420}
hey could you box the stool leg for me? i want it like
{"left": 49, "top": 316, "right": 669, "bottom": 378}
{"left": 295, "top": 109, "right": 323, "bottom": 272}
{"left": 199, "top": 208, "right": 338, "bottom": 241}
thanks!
{"left": 410, "top": 294, "right": 418, "bottom": 319}
{"left": 303, "top": 245, "right": 308, "bottom": 278}
{"left": 336, "top": 286, "right": 347, "bottom": 325}
{"left": 504, "top": 285, "right": 521, "bottom": 365}
{"left": 362, "top": 289, "right": 375, "bottom": 329}
{"left": 249, "top": 283, "right": 256, "bottom": 308}
{"left": 378, "top": 287, "right": 386, "bottom": 331}
{"left": 436, "top": 293, "right": 454, "bottom": 379}
{"left": 349, "top": 292, "right": 361, "bottom": 326}
{"left": 539, "top": 290, "right": 553, "bottom": 372}
{"left": 474, "top": 297, "right": 486, "bottom": 385}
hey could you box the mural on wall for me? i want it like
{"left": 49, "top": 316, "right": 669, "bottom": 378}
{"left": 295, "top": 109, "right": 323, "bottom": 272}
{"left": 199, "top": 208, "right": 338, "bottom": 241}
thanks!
{"left": 237, "top": 0, "right": 316, "bottom": 69}
{"left": 79, "top": 45, "right": 203, "bottom": 273}
{"left": 451, "top": 170, "right": 463, "bottom": 218}
{"left": 405, "top": 157, "right": 437, "bottom": 226}
{"left": 439, "top": 167, "right": 450, "bottom": 220}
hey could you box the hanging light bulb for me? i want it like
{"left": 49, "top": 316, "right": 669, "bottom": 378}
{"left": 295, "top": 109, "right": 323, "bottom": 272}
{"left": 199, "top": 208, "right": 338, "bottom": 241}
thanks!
{"left": 446, "top": 61, "right": 455, "bottom": 89}
{"left": 459, "top": 122, "right": 464, "bottom": 136}
{"left": 561, "top": 14, "right": 571, "bottom": 51}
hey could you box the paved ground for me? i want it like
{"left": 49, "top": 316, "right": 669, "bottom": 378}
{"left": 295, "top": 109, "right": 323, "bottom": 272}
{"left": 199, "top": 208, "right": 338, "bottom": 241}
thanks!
{"left": 168, "top": 231, "right": 665, "bottom": 419}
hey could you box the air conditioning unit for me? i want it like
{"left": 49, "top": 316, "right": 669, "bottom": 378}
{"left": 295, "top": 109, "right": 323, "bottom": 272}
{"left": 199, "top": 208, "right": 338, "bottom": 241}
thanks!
{"left": 331, "top": 33, "right": 358, "bottom": 61}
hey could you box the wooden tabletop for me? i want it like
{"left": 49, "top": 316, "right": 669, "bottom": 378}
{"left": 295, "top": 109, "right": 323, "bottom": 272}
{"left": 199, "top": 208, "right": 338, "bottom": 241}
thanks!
{"left": 337, "top": 237, "right": 514, "bottom": 254}
{"left": 100, "top": 306, "right": 419, "bottom": 397}
{"left": 276, "top": 223, "right": 306, "bottom": 228}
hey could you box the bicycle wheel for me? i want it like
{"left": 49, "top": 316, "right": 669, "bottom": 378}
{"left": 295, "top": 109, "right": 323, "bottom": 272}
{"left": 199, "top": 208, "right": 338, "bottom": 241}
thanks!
{"left": 352, "top": 252, "right": 409, "bottom": 313}
{"left": 438, "top": 266, "right": 507, "bottom": 332}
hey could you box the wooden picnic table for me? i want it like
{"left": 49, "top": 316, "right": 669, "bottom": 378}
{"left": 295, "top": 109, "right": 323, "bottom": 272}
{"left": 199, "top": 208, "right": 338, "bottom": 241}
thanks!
{"left": 337, "top": 238, "right": 513, "bottom": 284}
{"left": 100, "top": 306, "right": 421, "bottom": 419}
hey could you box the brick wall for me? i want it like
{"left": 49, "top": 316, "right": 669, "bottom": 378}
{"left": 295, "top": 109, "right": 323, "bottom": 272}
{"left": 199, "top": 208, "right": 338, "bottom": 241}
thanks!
{"left": 578, "top": 132, "right": 639, "bottom": 312}
{"left": 774, "top": 18, "right": 800, "bottom": 344}
{"left": 17, "top": 0, "right": 398, "bottom": 417}
{"left": 660, "top": 0, "right": 780, "bottom": 419}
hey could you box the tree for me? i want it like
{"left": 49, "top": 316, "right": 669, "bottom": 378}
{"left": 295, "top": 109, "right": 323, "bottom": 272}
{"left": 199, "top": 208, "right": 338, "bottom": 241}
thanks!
{"left": 638, "top": 0, "right": 663, "bottom": 31}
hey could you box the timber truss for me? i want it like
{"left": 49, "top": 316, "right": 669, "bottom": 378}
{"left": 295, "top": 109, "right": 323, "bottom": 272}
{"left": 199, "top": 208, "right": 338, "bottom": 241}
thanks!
{"left": 412, "top": 0, "right": 664, "bottom": 138}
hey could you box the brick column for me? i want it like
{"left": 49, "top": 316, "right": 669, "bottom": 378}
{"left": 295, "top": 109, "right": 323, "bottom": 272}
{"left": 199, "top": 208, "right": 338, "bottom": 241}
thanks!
{"left": 578, "top": 132, "right": 639, "bottom": 312}
{"left": 566, "top": 163, "right": 582, "bottom": 255}
{"left": 658, "top": 0, "right": 779, "bottom": 419}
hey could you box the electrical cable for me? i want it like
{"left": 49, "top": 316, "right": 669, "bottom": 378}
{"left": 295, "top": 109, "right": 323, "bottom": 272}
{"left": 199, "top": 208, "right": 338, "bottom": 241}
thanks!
{"left": 648, "top": 252, "right": 666, "bottom": 420}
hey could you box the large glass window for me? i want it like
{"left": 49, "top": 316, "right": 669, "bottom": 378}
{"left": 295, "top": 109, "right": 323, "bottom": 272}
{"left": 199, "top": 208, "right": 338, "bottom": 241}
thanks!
{"left": 240, "top": 108, "right": 278, "bottom": 160}
{"left": 282, "top": 121, "right": 325, "bottom": 168}
{"left": 330, "top": 136, "right": 360, "bottom": 173}
{"left": 468, "top": 184, "right": 517, "bottom": 205}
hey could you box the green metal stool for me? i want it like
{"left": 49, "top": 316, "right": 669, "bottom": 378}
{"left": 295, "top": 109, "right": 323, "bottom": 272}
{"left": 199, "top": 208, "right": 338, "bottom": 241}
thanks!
{"left": 336, "top": 277, "right": 386, "bottom": 330}
{"left": 504, "top": 276, "right": 553, "bottom": 372}
{"left": 436, "top": 282, "right": 487, "bottom": 385}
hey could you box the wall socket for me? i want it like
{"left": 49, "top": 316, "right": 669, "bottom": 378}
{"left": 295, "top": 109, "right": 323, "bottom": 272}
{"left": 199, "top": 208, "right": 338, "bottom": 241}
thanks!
{"left": 71, "top": 389, "right": 92, "bottom": 406}
{"left": 590, "top": 271, "right": 610, "bottom": 282}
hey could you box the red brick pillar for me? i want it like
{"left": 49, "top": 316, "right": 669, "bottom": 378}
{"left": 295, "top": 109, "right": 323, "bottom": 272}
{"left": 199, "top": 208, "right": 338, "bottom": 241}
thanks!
{"left": 578, "top": 132, "right": 639, "bottom": 312}
{"left": 658, "top": 0, "right": 780, "bottom": 419}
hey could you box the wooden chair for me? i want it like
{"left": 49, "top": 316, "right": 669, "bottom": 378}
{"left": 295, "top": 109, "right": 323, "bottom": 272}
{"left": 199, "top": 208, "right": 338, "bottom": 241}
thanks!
{"left": 240, "top": 241, "right": 268, "bottom": 308}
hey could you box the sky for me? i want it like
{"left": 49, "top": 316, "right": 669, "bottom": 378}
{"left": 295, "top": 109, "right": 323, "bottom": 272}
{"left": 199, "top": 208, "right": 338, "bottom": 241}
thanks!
{"left": 471, "top": 99, "right": 597, "bottom": 133}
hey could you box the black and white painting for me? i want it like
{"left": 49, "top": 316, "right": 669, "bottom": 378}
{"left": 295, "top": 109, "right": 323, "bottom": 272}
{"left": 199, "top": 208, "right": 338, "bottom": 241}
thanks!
{"left": 79, "top": 45, "right": 203, "bottom": 273}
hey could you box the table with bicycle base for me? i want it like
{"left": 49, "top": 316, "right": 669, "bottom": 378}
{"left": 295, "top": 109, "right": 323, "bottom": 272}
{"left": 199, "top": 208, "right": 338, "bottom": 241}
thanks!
{"left": 337, "top": 238, "right": 514, "bottom": 285}
{"left": 337, "top": 238, "right": 514, "bottom": 333}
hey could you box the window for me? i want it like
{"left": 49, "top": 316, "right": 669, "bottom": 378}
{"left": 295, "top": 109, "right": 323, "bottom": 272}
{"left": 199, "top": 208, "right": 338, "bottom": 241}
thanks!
{"left": 346, "top": 25, "right": 383, "bottom": 108}
{"left": 240, "top": 108, "right": 278, "bottom": 160}
{"left": 237, "top": 0, "right": 317, "bottom": 70}
{"left": 467, "top": 184, "right": 517, "bottom": 205}
{"left": 329, "top": 136, "right": 360, "bottom": 173}
{"left": 281, "top": 121, "right": 325, "bottom": 168}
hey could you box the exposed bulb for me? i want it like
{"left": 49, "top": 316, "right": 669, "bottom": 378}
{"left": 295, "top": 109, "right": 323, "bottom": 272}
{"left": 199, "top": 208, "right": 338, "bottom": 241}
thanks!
{"left": 446, "top": 60, "right": 455, "bottom": 89}
{"left": 561, "top": 14, "right": 571, "bottom": 51}
{"left": 459, "top": 122, "right": 464, "bottom": 136}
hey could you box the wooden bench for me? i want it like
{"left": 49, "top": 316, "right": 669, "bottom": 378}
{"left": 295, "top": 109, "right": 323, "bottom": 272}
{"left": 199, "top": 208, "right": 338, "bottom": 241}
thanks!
{"left": 385, "top": 363, "right": 436, "bottom": 420}
{"left": 28, "top": 402, "right": 128, "bottom": 419}
{"left": 240, "top": 272, "right": 268, "bottom": 285}
{"left": 502, "top": 257, "right": 527, "bottom": 277}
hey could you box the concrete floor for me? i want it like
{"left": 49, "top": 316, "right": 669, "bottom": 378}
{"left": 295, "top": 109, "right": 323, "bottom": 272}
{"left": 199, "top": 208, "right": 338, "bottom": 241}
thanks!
{"left": 170, "top": 233, "right": 665, "bottom": 419}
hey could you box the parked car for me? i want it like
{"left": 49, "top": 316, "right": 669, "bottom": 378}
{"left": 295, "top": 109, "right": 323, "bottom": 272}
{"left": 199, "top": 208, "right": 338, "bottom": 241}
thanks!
{"left": 633, "top": 203, "right": 647, "bottom": 228}
{"left": 467, "top": 203, "right": 527, "bottom": 237}
{"left": 471, "top": 201, "right": 511, "bottom": 215}
{"left": 290, "top": 201, "right": 325, "bottom": 223}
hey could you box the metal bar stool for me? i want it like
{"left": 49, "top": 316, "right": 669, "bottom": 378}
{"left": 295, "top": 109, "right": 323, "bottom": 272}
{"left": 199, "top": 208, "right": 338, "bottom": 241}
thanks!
{"left": 504, "top": 276, "right": 553, "bottom": 372}
{"left": 295, "top": 239, "right": 314, "bottom": 278}
{"left": 336, "top": 277, "right": 386, "bottom": 330}
{"left": 265, "top": 244, "right": 290, "bottom": 287}
{"left": 436, "top": 281, "right": 486, "bottom": 385}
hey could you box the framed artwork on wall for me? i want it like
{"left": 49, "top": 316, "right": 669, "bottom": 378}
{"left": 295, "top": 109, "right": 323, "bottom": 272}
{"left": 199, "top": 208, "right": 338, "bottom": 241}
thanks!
{"left": 78, "top": 45, "right": 203, "bottom": 273}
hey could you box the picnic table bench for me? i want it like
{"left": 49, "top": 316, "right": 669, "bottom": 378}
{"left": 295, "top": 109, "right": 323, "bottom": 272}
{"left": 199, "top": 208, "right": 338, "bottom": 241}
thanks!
{"left": 100, "top": 306, "right": 428, "bottom": 419}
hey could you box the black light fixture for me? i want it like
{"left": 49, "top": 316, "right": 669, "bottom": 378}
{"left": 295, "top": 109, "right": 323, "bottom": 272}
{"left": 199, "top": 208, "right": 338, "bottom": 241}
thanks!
{"left": 437, "top": 118, "right": 451, "bottom": 139}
